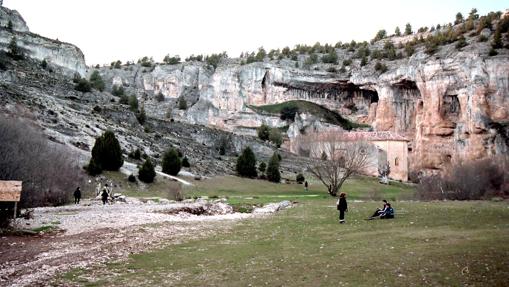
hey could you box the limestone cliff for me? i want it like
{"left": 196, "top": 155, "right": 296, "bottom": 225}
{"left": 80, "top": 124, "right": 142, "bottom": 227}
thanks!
{"left": 99, "top": 29, "right": 508, "bottom": 176}
{"left": 0, "top": 6, "right": 86, "bottom": 75}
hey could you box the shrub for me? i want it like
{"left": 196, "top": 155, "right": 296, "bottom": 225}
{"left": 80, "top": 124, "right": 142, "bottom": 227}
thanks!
{"left": 139, "top": 56, "right": 153, "bottom": 67}
{"left": 89, "top": 130, "right": 124, "bottom": 173}
{"left": 269, "top": 128, "right": 283, "bottom": 147}
{"left": 178, "top": 97, "right": 187, "bottom": 110}
{"left": 257, "top": 124, "right": 270, "bottom": 141}
{"left": 128, "top": 174, "right": 137, "bottom": 182}
{"left": 258, "top": 162, "right": 267, "bottom": 174}
{"left": 155, "top": 92, "right": 165, "bottom": 102}
{"left": 181, "top": 156, "right": 191, "bottom": 168}
{"left": 266, "top": 152, "right": 281, "bottom": 183}
{"left": 417, "top": 157, "right": 508, "bottom": 200}
{"left": 112, "top": 85, "right": 125, "bottom": 97}
{"left": 7, "top": 37, "right": 24, "bottom": 60}
{"left": 280, "top": 106, "right": 299, "bottom": 121}
{"left": 136, "top": 107, "right": 146, "bottom": 125}
{"left": 89, "top": 71, "right": 105, "bottom": 92}
{"left": 296, "top": 173, "right": 305, "bottom": 184}
{"left": 163, "top": 55, "right": 181, "bottom": 65}
{"left": 373, "top": 29, "right": 387, "bottom": 42}
{"left": 488, "top": 48, "right": 498, "bottom": 56}
{"left": 321, "top": 50, "right": 338, "bottom": 64}
{"left": 206, "top": 52, "right": 227, "bottom": 69}
{"left": 0, "top": 115, "right": 84, "bottom": 209}
{"left": 236, "top": 147, "right": 257, "bottom": 177}
{"left": 374, "top": 61, "right": 387, "bottom": 73}
{"left": 129, "top": 95, "right": 139, "bottom": 111}
{"left": 455, "top": 36, "right": 467, "bottom": 49}
{"left": 360, "top": 57, "right": 368, "bottom": 66}
{"left": 119, "top": 94, "right": 129, "bottom": 105}
{"left": 74, "top": 78, "right": 92, "bottom": 93}
{"left": 162, "top": 148, "right": 182, "bottom": 176}
{"left": 394, "top": 26, "right": 401, "bottom": 36}
{"left": 128, "top": 148, "right": 142, "bottom": 160}
{"left": 342, "top": 59, "right": 352, "bottom": 66}
{"left": 138, "top": 158, "right": 156, "bottom": 183}
{"left": 41, "top": 59, "right": 48, "bottom": 69}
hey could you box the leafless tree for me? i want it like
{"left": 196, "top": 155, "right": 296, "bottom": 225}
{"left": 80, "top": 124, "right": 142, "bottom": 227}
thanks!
{"left": 0, "top": 114, "right": 85, "bottom": 208}
{"left": 295, "top": 131, "right": 374, "bottom": 197}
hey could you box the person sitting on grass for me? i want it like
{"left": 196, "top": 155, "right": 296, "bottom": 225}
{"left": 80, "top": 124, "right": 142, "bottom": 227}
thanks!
{"left": 380, "top": 203, "right": 394, "bottom": 219}
{"left": 368, "top": 199, "right": 388, "bottom": 219}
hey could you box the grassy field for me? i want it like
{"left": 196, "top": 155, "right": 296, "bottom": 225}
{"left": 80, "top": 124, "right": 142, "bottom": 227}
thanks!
{"left": 59, "top": 176, "right": 509, "bottom": 286}
{"left": 248, "top": 100, "right": 370, "bottom": 130}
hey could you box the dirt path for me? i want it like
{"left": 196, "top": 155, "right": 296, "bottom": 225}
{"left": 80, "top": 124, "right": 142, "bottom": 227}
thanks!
{"left": 0, "top": 200, "right": 258, "bottom": 287}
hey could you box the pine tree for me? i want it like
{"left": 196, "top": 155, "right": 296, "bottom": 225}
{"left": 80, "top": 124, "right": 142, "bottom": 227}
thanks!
{"left": 405, "top": 23, "right": 412, "bottom": 35}
{"left": 236, "top": 147, "right": 257, "bottom": 177}
{"left": 258, "top": 162, "right": 267, "bottom": 174}
{"left": 138, "top": 158, "right": 156, "bottom": 183}
{"left": 162, "top": 148, "right": 181, "bottom": 176}
{"left": 7, "top": 37, "right": 23, "bottom": 60}
{"left": 266, "top": 152, "right": 281, "bottom": 183}
{"left": 182, "top": 156, "right": 190, "bottom": 168}
{"left": 89, "top": 71, "right": 105, "bottom": 91}
{"left": 90, "top": 130, "right": 124, "bottom": 172}
{"left": 178, "top": 97, "right": 187, "bottom": 110}
{"left": 395, "top": 26, "right": 401, "bottom": 36}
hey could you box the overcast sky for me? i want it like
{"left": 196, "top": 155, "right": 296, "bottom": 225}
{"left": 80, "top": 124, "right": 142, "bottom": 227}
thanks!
{"left": 4, "top": 0, "right": 507, "bottom": 65}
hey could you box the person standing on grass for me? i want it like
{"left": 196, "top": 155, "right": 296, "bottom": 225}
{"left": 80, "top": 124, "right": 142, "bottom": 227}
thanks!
{"left": 304, "top": 181, "right": 309, "bottom": 191}
{"left": 337, "top": 192, "right": 348, "bottom": 224}
{"left": 73, "top": 187, "right": 81, "bottom": 204}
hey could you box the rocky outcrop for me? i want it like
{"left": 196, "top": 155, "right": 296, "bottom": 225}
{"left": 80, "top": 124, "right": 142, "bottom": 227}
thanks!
{"left": 0, "top": 6, "right": 86, "bottom": 75}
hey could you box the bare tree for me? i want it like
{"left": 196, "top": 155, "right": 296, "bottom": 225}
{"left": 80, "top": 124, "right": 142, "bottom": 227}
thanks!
{"left": 0, "top": 114, "right": 85, "bottom": 208}
{"left": 295, "top": 131, "right": 374, "bottom": 197}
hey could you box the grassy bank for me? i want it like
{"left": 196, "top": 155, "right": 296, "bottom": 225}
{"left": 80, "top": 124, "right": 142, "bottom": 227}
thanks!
{"left": 57, "top": 176, "right": 509, "bottom": 286}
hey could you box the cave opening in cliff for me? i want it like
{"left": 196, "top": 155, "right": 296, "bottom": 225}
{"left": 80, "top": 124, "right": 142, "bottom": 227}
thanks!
{"left": 442, "top": 94, "right": 460, "bottom": 119}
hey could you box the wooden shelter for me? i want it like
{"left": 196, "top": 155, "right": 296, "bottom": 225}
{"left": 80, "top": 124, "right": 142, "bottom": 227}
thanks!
{"left": 0, "top": 181, "right": 22, "bottom": 218}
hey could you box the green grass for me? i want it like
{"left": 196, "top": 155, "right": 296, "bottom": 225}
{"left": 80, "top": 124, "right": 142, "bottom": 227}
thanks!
{"left": 248, "top": 100, "right": 370, "bottom": 130}
{"left": 102, "top": 171, "right": 181, "bottom": 199}
{"left": 31, "top": 224, "right": 58, "bottom": 233}
{"left": 58, "top": 198, "right": 509, "bottom": 286}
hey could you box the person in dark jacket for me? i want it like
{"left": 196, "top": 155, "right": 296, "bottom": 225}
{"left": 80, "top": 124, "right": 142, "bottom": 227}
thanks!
{"left": 337, "top": 192, "right": 348, "bottom": 224}
{"left": 304, "top": 181, "right": 308, "bottom": 191}
{"left": 380, "top": 203, "right": 394, "bottom": 219}
{"left": 73, "top": 187, "right": 81, "bottom": 204}
{"left": 369, "top": 199, "right": 388, "bottom": 219}
{"left": 101, "top": 188, "right": 109, "bottom": 205}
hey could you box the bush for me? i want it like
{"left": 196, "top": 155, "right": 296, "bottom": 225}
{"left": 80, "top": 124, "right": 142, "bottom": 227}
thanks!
{"left": 374, "top": 62, "right": 387, "bottom": 73}
{"left": 257, "top": 124, "right": 270, "bottom": 141}
{"left": 89, "top": 130, "right": 124, "bottom": 173}
{"left": 128, "top": 148, "right": 142, "bottom": 160}
{"left": 138, "top": 158, "right": 156, "bottom": 183}
{"left": 206, "top": 52, "right": 227, "bottom": 69}
{"left": 258, "top": 162, "right": 267, "bottom": 174}
{"left": 162, "top": 148, "right": 182, "bottom": 176}
{"left": 74, "top": 78, "right": 92, "bottom": 93}
{"left": 136, "top": 107, "right": 146, "bottom": 125}
{"left": 163, "top": 55, "right": 181, "bottom": 65}
{"left": 128, "top": 174, "right": 137, "bottom": 182}
{"left": 455, "top": 36, "right": 467, "bottom": 49}
{"left": 155, "top": 92, "right": 165, "bottom": 102}
{"left": 178, "top": 97, "right": 187, "bottom": 110}
{"left": 236, "top": 147, "right": 257, "bottom": 177}
{"left": 417, "top": 157, "right": 508, "bottom": 200}
{"left": 41, "top": 59, "right": 48, "bottom": 69}
{"left": 129, "top": 95, "right": 139, "bottom": 111}
{"left": 488, "top": 48, "right": 498, "bottom": 56}
{"left": 89, "top": 71, "right": 105, "bottom": 92}
{"left": 269, "top": 128, "right": 283, "bottom": 147}
{"left": 112, "top": 85, "right": 125, "bottom": 97}
{"left": 296, "top": 173, "right": 305, "bottom": 184}
{"left": 266, "top": 152, "right": 281, "bottom": 183}
{"left": 321, "top": 50, "right": 338, "bottom": 64}
{"left": 280, "top": 106, "right": 299, "bottom": 121}
{"left": 182, "top": 156, "right": 190, "bottom": 168}
{"left": 0, "top": 115, "right": 84, "bottom": 209}
{"left": 7, "top": 37, "right": 24, "bottom": 60}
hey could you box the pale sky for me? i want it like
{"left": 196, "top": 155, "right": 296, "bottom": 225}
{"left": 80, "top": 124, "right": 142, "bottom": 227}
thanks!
{"left": 4, "top": 0, "right": 507, "bottom": 65}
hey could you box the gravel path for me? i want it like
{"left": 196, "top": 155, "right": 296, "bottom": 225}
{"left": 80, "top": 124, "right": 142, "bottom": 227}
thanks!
{"left": 0, "top": 199, "right": 290, "bottom": 287}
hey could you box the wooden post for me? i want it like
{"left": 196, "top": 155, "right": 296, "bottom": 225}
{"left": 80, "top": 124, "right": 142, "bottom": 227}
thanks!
{"left": 13, "top": 202, "right": 17, "bottom": 219}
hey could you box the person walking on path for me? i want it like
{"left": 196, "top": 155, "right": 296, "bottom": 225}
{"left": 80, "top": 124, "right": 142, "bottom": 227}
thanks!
{"left": 73, "top": 187, "right": 81, "bottom": 204}
{"left": 304, "top": 181, "right": 308, "bottom": 191}
{"left": 101, "top": 188, "right": 109, "bottom": 205}
{"left": 337, "top": 192, "right": 348, "bottom": 224}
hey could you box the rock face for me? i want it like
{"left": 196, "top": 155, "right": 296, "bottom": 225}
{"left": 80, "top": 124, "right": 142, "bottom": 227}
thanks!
{"left": 1, "top": 5, "right": 508, "bottom": 177}
{"left": 0, "top": 6, "right": 86, "bottom": 75}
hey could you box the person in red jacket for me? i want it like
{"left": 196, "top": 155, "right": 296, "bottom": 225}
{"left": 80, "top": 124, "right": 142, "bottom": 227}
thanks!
{"left": 337, "top": 192, "right": 348, "bottom": 224}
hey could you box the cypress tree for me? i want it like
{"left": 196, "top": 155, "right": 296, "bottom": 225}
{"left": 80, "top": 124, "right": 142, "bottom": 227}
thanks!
{"left": 138, "top": 158, "right": 156, "bottom": 183}
{"left": 90, "top": 130, "right": 124, "bottom": 171}
{"left": 162, "top": 148, "right": 181, "bottom": 176}
{"left": 266, "top": 152, "right": 281, "bottom": 183}
{"left": 236, "top": 147, "right": 257, "bottom": 177}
